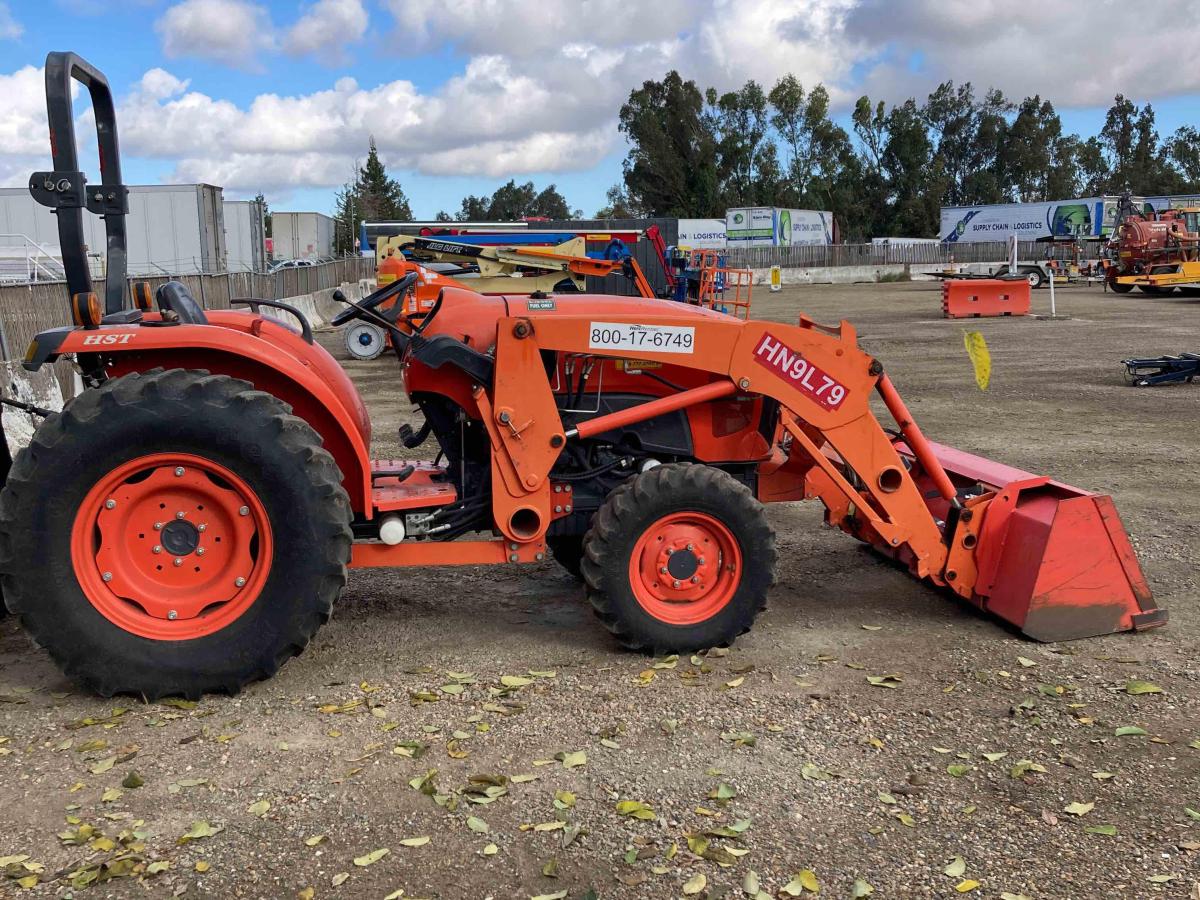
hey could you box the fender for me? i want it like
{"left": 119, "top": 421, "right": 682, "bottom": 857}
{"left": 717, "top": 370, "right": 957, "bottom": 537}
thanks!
{"left": 23, "top": 317, "right": 375, "bottom": 515}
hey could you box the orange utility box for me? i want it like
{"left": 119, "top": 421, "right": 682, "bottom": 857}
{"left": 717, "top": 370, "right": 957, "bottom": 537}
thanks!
{"left": 942, "top": 279, "right": 1031, "bottom": 318}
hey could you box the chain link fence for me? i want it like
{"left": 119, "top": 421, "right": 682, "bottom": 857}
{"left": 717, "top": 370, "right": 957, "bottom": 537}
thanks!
{"left": 723, "top": 240, "right": 1105, "bottom": 269}
{"left": 0, "top": 257, "right": 375, "bottom": 363}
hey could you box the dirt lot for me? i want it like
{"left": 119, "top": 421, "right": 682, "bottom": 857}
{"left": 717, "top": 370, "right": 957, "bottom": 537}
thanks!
{"left": 1, "top": 280, "right": 1198, "bottom": 899}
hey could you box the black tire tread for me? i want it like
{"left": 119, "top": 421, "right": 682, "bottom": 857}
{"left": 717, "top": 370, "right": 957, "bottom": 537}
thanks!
{"left": 580, "top": 463, "right": 775, "bottom": 654}
{"left": 0, "top": 368, "right": 352, "bottom": 699}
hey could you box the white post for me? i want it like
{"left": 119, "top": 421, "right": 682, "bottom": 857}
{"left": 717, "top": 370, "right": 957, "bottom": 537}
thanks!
{"left": 1048, "top": 268, "right": 1056, "bottom": 317}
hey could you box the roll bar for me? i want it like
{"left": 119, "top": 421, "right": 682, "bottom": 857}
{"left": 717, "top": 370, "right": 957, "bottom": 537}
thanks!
{"left": 28, "top": 52, "right": 129, "bottom": 315}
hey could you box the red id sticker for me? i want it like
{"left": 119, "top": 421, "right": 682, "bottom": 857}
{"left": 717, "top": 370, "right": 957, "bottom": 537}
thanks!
{"left": 752, "top": 332, "right": 849, "bottom": 411}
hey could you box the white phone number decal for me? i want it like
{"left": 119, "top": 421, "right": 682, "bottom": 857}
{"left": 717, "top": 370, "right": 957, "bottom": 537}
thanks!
{"left": 588, "top": 322, "right": 695, "bottom": 354}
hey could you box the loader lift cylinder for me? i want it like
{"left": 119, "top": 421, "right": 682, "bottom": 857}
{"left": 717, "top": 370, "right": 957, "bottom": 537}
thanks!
{"left": 876, "top": 374, "right": 959, "bottom": 507}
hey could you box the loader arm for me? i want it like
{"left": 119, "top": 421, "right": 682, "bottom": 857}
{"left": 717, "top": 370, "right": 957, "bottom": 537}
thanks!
{"left": 476, "top": 305, "right": 1163, "bottom": 641}
{"left": 485, "top": 310, "right": 951, "bottom": 579}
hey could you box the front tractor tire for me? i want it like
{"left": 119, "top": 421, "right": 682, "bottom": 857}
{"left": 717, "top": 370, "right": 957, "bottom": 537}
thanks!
{"left": 0, "top": 369, "right": 352, "bottom": 699}
{"left": 581, "top": 463, "right": 775, "bottom": 654}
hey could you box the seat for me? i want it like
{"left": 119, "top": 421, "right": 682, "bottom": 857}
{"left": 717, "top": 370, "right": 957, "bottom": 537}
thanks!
{"left": 409, "top": 334, "right": 494, "bottom": 384}
{"left": 155, "top": 281, "right": 208, "bottom": 325}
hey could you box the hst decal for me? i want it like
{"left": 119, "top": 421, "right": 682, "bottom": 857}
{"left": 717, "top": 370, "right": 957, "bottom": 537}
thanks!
{"left": 753, "top": 332, "right": 848, "bottom": 410}
{"left": 81, "top": 333, "right": 136, "bottom": 346}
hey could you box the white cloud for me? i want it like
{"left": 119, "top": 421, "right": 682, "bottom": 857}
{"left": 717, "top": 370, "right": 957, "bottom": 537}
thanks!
{"left": 284, "top": 0, "right": 367, "bottom": 60}
{"left": 0, "top": 1, "right": 22, "bottom": 39}
{"left": 0, "top": 66, "right": 48, "bottom": 158}
{"left": 155, "top": 0, "right": 275, "bottom": 69}
{"left": 841, "top": 0, "right": 1200, "bottom": 106}
{"left": 4, "top": 0, "right": 1199, "bottom": 201}
{"left": 386, "top": 0, "right": 698, "bottom": 59}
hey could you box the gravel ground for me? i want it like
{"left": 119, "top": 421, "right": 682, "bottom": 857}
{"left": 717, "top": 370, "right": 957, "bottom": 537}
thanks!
{"left": 1, "top": 280, "right": 1197, "bottom": 900}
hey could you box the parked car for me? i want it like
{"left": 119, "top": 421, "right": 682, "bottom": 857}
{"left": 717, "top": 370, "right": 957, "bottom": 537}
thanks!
{"left": 269, "top": 258, "right": 315, "bottom": 273}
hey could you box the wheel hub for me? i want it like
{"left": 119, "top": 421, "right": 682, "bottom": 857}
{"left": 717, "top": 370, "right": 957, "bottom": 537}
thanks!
{"left": 666, "top": 547, "right": 700, "bottom": 581}
{"left": 72, "top": 453, "right": 273, "bottom": 640}
{"left": 160, "top": 519, "right": 200, "bottom": 556}
{"left": 628, "top": 512, "right": 742, "bottom": 625}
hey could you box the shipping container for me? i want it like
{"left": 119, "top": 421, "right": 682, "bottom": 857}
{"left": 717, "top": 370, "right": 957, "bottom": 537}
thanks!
{"left": 942, "top": 195, "right": 1200, "bottom": 244}
{"left": 941, "top": 197, "right": 1122, "bottom": 244}
{"left": 0, "top": 183, "right": 226, "bottom": 275}
{"left": 725, "top": 207, "right": 834, "bottom": 246}
{"left": 676, "top": 218, "right": 727, "bottom": 249}
{"left": 272, "top": 212, "right": 335, "bottom": 261}
{"left": 223, "top": 199, "right": 267, "bottom": 272}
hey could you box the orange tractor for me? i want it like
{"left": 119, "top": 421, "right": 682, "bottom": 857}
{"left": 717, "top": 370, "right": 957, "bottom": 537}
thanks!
{"left": 0, "top": 54, "right": 1165, "bottom": 698}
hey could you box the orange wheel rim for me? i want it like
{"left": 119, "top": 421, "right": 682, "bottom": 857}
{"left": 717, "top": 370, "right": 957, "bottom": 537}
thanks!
{"left": 628, "top": 511, "right": 742, "bottom": 625}
{"left": 71, "top": 453, "right": 273, "bottom": 640}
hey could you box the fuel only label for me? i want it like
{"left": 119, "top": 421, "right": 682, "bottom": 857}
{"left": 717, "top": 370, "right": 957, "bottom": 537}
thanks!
{"left": 588, "top": 323, "right": 695, "bottom": 354}
{"left": 753, "top": 332, "right": 848, "bottom": 410}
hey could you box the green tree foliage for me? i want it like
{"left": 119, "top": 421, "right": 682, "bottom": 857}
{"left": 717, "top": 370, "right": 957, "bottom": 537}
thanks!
{"left": 1166, "top": 126, "right": 1200, "bottom": 186}
{"left": 357, "top": 138, "right": 413, "bottom": 221}
{"left": 333, "top": 138, "right": 413, "bottom": 254}
{"left": 594, "top": 185, "right": 642, "bottom": 218}
{"left": 618, "top": 71, "right": 721, "bottom": 217}
{"left": 454, "top": 180, "right": 577, "bottom": 221}
{"left": 614, "top": 71, "right": 1200, "bottom": 239}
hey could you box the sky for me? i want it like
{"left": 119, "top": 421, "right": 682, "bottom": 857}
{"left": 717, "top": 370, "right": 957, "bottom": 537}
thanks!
{"left": 1, "top": 0, "right": 1197, "bottom": 220}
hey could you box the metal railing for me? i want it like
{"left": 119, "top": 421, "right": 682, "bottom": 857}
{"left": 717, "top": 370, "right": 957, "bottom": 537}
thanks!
{"left": 0, "top": 234, "right": 67, "bottom": 283}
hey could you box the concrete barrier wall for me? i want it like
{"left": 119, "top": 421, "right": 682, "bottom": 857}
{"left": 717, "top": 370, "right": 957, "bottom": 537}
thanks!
{"left": 748, "top": 263, "right": 948, "bottom": 285}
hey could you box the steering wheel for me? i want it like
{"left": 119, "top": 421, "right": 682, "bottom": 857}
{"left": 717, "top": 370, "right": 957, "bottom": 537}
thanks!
{"left": 331, "top": 273, "right": 419, "bottom": 327}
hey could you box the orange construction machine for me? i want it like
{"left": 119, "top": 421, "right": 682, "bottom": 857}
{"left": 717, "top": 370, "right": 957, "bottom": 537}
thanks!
{"left": 0, "top": 53, "right": 1165, "bottom": 699}
{"left": 346, "top": 244, "right": 659, "bottom": 360}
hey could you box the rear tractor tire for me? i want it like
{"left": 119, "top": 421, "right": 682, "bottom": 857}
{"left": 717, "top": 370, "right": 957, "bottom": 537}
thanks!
{"left": 0, "top": 369, "right": 353, "bottom": 699}
{"left": 581, "top": 463, "right": 775, "bottom": 654}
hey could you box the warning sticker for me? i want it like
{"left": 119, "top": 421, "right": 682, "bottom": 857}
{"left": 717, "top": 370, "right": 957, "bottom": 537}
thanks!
{"left": 752, "top": 331, "right": 849, "bottom": 411}
{"left": 588, "top": 322, "right": 695, "bottom": 354}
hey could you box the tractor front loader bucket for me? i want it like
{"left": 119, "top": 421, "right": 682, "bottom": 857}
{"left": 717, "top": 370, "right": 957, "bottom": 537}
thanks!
{"left": 895, "top": 440, "right": 1166, "bottom": 641}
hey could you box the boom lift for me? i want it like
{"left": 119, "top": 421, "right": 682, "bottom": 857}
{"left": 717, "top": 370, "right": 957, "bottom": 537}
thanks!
{"left": 0, "top": 53, "right": 1165, "bottom": 698}
{"left": 345, "top": 239, "right": 659, "bottom": 360}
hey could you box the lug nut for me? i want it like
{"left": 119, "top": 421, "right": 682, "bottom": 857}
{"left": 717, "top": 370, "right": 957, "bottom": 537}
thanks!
{"left": 238, "top": 506, "right": 249, "bottom": 516}
{"left": 564, "top": 505, "right": 572, "bottom": 513}
{"left": 175, "top": 511, "right": 186, "bottom": 520}
{"left": 554, "top": 505, "right": 562, "bottom": 513}
{"left": 691, "top": 576, "right": 699, "bottom": 583}
{"left": 105, "top": 499, "right": 116, "bottom": 509}
{"left": 101, "top": 571, "right": 112, "bottom": 582}
{"left": 698, "top": 557, "right": 705, "bottom": 565}
{"left": 167, "top": 610, "right": 178, "bottom": 620}
{"left": 174, "top": 467, "right": 185, "bottom": 477}
{"left": 235, "top": 577, "right": 246, "bottom": 587}
{"left": 659, "top": 566, "right": 668, "bottom": 574}
{"left": 154, "top": 522, "right": 163, "bottom": 530}
{"left": 197, "top": 524, "right": 206, "bottom": 533}
{"left": 672, "top": 580, "right": 681, "bottom": 588}
{"left": 665, "top": 548, "right": 674, "bottom": 556}
{"left": 152, "top": 545, "right": 162, "bottom": 554}
{"left": 196, "top": 547, "right": 205, "bottom": 556}
{"left": 686, "top": 543, "right": 694, "bottom": 551}
{"left": 508, "top": 553, "right": 519, "bottom": 562}
{"left": 534, "top": 552, "right": 545, "bottom": 561}
{"left": 173, "top": 557, "right": 183, "bottom": 567}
